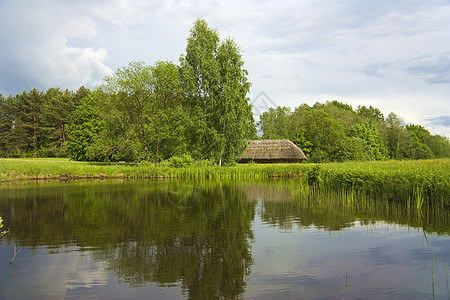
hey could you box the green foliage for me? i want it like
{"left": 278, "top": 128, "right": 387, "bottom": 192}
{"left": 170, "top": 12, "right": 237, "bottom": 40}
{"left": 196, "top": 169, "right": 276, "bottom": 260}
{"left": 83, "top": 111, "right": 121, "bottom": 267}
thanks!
{"left": 0, "top": 87, "right": 88, "bottom": 158}
{"left": 356, "top": 105, "right": 384, "bottom": 123}
{"left": 160, "top": 154, "right": 195, "bottom": 168}
{"left": 258, "top": 101, "right": 450, "bottom": 162}
{"left": 347, "top": 122, "right": 388, "bottom": 160}
{"left": 406, "top": 124, "right": 435, "bottom": 159}
{"left": 158, "top": 154, "right": 215, "bottom": 168}
{"left": 291, "top": 129, "right": 313, "bottom": 158}
{"left": 334, "top": 136, "right": 372, "bottom": 161}
{"left": 259, "top": 106, "right": 292, "bottom": 139}
{"left": 0, "top": 94, "right": 17, "bottom": 155}
{"left": 40, "top": 88, "right": 77, "bottom": 155}
{"left": 67, "top": 90, "right": 105, "bottom": 161}
{"left": 1, "top": 19, "right": 255, "bottom": 164}
{"left": 67, "top": 19, "right": 254, "bottom": 164}
{"left": 68, "top": 61, "right": 190, "bottom": 162}
{"left": 180, "top": 19, "right": 254, "bottom": 165}
{"left": 303, "top": 109, "right": 345, "bottom": 162}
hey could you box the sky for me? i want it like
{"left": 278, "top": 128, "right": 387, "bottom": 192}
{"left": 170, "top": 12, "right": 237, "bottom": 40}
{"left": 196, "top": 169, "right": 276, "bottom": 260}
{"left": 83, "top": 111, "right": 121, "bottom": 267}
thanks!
{"left": 0, "top": 0, "right": 449, "bottom": 136}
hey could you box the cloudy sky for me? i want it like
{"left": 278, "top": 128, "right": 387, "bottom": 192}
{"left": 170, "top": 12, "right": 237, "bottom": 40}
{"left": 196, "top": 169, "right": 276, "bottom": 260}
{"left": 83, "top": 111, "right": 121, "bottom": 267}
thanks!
{"left": 0, "top": 0, "right": 449, "bottom": 136}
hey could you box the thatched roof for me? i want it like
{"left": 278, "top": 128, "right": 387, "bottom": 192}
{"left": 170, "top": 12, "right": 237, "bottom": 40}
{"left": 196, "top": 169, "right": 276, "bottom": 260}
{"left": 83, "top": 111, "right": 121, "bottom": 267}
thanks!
{"left": 239, "top": 139, "right": 307, "bottom": 163}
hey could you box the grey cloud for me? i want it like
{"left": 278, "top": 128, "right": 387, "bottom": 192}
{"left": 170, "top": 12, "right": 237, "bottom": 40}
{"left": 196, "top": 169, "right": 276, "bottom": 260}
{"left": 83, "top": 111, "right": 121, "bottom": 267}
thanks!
{"left": 0, "top": 0, "right": 113, "bottom": 95}
{"left": 360, "top": 64, "right": 388, "bottom": 78}
{"left": 425, "top": 116, "right": 450, "bottom": 127}
{"left": 406, "top": 54, "right": 450, "bottom": 84}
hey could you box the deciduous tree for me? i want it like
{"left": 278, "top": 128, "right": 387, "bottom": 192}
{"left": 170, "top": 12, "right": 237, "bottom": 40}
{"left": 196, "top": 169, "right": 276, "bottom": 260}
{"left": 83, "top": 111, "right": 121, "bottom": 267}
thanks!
{"left": 180, "top": 19, "right": 254, "bottom": 165}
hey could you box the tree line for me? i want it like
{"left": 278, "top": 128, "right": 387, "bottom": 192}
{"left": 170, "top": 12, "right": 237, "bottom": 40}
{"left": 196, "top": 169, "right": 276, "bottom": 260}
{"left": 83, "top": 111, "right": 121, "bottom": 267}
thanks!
{"left": 0, "top": 19, "right": 255, "bottom": 164}
{"left": 0, "top": 86, "right": 90, "bottom": 158}
{"left": 1, "top": 19, "right": 449, "bottom": 164}
{"left": 258, "top": 101, "right": 450, "bottom": 162}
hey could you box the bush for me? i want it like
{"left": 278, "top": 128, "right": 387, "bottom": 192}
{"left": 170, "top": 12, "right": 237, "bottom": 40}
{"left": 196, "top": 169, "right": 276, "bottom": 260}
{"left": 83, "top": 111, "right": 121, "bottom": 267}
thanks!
{"left": 193, "top": 159, "right": 215, "bottom": 167}
{"left": 160, "top": 154, "right": 195, "bottom": 168}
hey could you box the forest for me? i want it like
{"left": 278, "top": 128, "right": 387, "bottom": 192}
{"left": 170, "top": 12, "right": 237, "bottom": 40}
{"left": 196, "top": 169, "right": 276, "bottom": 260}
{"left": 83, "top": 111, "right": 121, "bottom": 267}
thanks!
{"left": 258, "top": 102, "right": 450, "bottom": 162}
{"left": 0, "top": 19, "right": 449, "bottom": 164}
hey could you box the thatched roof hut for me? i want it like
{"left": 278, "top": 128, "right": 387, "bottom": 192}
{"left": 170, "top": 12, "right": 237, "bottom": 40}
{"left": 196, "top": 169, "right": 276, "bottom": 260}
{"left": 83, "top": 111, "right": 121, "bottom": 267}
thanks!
{"left": 239, "top": 139, "right": 307, "bottom": 163}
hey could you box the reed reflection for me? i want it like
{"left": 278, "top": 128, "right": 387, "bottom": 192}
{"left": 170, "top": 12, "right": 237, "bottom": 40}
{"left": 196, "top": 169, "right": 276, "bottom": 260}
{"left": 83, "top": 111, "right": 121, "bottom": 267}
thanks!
{"left": 240, "top": 181, "right": 449, "bottom": 235}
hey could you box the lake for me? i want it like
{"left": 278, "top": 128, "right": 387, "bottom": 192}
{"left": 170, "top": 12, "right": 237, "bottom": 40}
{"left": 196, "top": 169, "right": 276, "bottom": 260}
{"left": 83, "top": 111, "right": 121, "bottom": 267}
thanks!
{"left": 0, "top": 179, "right": 448, "bottom": 299}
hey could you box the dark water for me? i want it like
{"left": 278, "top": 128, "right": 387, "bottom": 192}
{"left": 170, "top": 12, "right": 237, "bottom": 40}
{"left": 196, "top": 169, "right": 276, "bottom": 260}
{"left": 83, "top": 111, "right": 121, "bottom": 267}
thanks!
{"left": 0, "top": 180, "right": 448, "bottom": 299}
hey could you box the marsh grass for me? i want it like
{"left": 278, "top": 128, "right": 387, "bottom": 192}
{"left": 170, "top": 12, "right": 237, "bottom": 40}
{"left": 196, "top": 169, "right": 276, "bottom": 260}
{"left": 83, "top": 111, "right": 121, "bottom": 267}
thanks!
{"left": 252, "top": 177, "right": 449, "bottom": 234}
{"left": 1, "top": 158, "right": 448, "bottom": 207}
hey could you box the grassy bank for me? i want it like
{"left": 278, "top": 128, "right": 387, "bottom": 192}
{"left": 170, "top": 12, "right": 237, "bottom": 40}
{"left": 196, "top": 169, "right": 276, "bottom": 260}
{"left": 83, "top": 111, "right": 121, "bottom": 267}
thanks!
{"left": 0, "top": 158, "right": 449, "bottom": 206}
{"left": 0, "top": 158, "right": 310, "bottom": 181}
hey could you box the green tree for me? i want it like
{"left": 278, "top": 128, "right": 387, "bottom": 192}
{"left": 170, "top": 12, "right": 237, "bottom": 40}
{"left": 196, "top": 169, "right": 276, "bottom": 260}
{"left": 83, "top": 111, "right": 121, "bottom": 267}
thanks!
{"left": 180, "top": 18, "right": 254, "bottom": 165}
{"left": 40, "top": 88, "right": 77, "bottom": 156}
{"left": 102, "top": 61, "right": 188, "bottom": 161}
{"left": 100, "top": 61, "right": 155, "bottom": 161}
{"left": 334, "top": 136, "right": 372, "bottom": 161}
{"left": 73, "top": 86, "right": 91, "bottom": 107}
{"left": 68, "top": 61, "right": 188, "bottom": 162}
{"left": 357, "top": 105, "right": 384, "bottom": 123}
{"left": 0, "top": 93, "right": 13, "bottom": 155}
{"left": 347, "top": 122, "right": 388, "bottom": 160}
{"left": 259, "top": 106, "right": 292, "bottom": 139}
{"left": 426, "top": 135, "right": 450, "bottom": 158}
{"left": 215, "top": 37, "right": 254, "bottom": 164}
{"left": 291, "top": 129, "right": 313, "bottom": 158}
{"left": 385, "top": 112, "right": 412, "bottom": 159}
{"left": 13, "top": 89, "right": 44, "bottom": 155}
{"left": 302, "top": 109, "right": 345, "bottom": 162}
{"left": 144, "top": 61, "right": 188, "bottom": 160}
{"left": 1, "top": 87, "right": 89, "bottom": 158}
{"left": 0, "top": 94, "right": 27, "bottom": 156}
{"left": 406, "top": 124, "right": 434, "bottom": 159}
{"left": 323, "top": 101, "right": 362, "bottom": 130}
{"left": 67, "top": 90, "right": 106, "bottom": 161}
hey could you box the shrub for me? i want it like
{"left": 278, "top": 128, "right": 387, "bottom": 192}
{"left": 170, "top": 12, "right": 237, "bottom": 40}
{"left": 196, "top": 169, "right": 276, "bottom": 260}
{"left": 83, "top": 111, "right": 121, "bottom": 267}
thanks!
{"left": 161, "top": 154, "right": 195, "bottom": 168}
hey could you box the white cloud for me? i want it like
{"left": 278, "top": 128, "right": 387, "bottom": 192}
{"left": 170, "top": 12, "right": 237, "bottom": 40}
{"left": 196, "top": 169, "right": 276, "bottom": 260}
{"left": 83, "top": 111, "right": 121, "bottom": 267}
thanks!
{"left": 0, "top": 0, "right": 449, "bottom": 136}
{"left": 0, "top": 0, "right": 113, "bottom": 93}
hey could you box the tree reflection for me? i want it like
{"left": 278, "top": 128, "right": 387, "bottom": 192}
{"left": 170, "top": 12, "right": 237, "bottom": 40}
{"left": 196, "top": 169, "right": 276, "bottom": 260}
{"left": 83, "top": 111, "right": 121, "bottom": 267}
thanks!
{"left": 0, "top": 179, "right": 448, "bottom": 298}
{"left": 0, "top": 181, "right": 256, "bottom": 299}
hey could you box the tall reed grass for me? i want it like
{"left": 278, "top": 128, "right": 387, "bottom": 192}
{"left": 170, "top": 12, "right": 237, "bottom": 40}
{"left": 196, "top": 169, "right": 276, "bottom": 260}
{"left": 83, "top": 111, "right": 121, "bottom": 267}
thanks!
{"left": 1, "top": 158, "right": 448, "bottom": 207}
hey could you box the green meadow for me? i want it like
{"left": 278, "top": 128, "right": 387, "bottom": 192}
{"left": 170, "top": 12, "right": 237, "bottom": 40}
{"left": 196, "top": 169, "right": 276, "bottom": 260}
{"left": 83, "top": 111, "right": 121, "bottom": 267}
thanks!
{"left": 1, "top": 158, "right": 448, "bottom": 207}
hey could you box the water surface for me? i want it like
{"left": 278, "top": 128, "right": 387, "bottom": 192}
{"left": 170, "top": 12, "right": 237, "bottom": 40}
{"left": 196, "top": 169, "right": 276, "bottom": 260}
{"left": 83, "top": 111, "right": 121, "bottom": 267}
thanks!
{"left": 0, "top": 180, "right": 448, "bottom": 299}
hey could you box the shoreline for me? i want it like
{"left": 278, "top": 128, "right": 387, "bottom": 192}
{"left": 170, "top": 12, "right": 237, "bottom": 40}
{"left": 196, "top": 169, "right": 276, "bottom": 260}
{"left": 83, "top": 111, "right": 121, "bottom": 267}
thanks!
{"left": 1, "top": 158, "right": 449, "bottom": 205}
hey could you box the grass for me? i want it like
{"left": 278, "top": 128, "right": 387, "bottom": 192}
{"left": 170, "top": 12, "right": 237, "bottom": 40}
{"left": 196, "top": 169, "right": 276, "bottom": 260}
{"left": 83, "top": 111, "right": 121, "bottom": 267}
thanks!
{"left": 0, "top": 158, "right": 449, "bottom": 207}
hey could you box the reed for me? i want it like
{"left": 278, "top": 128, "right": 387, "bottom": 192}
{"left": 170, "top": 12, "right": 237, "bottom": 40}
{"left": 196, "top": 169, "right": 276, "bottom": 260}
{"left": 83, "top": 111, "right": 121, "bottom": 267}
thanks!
{"left": 432, "top": 250, "right": 435, "bottom": 300}
{"left": 249, "top": 177, "right": 449, "bottom": 235}
{"left": 1, "top": 158, "right": 448, "bottom": 207}
{"left": 415, "top": 184, "right": 424, "bottom": 211}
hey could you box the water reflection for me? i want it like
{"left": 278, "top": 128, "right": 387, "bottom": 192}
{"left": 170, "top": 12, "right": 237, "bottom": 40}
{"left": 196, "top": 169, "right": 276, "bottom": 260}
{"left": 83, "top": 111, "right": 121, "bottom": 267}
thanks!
{"left": 0, "top": 181, "right": 256, "bottom": 299}
{"left": 241, "top": 181, "right": 449, "bottom": 234}
{"left": 0, "top": 180, "right": 448, "bottom": 299}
